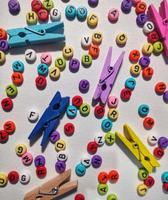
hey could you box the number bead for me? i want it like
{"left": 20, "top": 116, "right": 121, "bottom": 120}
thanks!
{"left": 15, "top": 144, "right": 27, "bottom": 156}
{"left": 130, "top": 63, "right": 141, "bottom": 77}
{"left": 137, "top": 183, "right": 148, "bottom": 196}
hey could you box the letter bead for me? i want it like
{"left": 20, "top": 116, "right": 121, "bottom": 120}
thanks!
{"left": 55, "top": 57, "right": 66, "bottom": 71}
{"left": 136, "top": 13, "right": 148, "bottom": 27}
{"left": 101, "top": 119, "right": 113, "bottom": 132}
{"left": 79, "top": 103, "right": 90, "bottom": 116}
{"left": 0, "top": 51, "right": 6, "bottom": 65}
{"left": 37, "top": 63, "right": 48, "bottom": 76}
{"left": 25, "top": 49, "right": 37, "bottom": 63}
{"left": 42, "top": 0, "right": 54, "bottom": 11}
{"left": 87, "top": 13, "right": 98, "bottom": 28}
{"left": 137, "top": 183, "right": 148, "bottom": 196}
{"left": 11, "top": 72, "right": 24, "bottom": 86}
{"left": 15, "top": 144, "right": 27, "bottom": 156}
{"left": 163, "top": 91, "right": 168, "bottom": 103}
{"left": 75, "top": 163, "right": 86, "bottom": 177}
{"left": 8, "top": 171, "right": 19, "bottom": 184}
{"left": 37, "top": 9, "right": 49, "bottom": 22}
{"left": 143, "top": 117, "right": 154, "bottom": 130}
{"left": 147, "top": 135, "right": 158, "bottom": 146}
{"left": 92, "top": 32, "right": 103, "bottom": 45}
{"left": 148, "top": 31, "right": 159, "bottom": 43}
{"left": 153, "top": 41, "right": 164, "bottom": 54}
{"left": 153, "top": 147, "right": 164, "bottom": 159}
{"left": 143, "top": 21, "right": 155, "bottom": 35}
{"left": 88, "top": 0, "right": 99, "bottom": 7}
{"left": 108, "top": 8, "right": 119, "bottom": 23}
{"left": 8, "top": 0, "right": 20, "bottom": 15}
{"left": 138, "top": 168, "right": 149, "bottom": 180}
{"left": 144, "top": 176, "right": 155, "bottom": 188}
{"left": 139, "top": 56, "right": 150, "bottom": 68}
{"left": 1, "top": 97, "right": 13, "bottom": 112}
{"left": 116, "top": 33, "right": 127, "bottom": 46}
{"left": 94, "top": 135, "right": 105, "bottom": 146}
{"left": 64, "top": 122, "right": 75, "bottom": 136}
{"left": 163, "top": 182, "right": 168, "bottom": 192}
{"left": 155, "top": 82, "right": 167, "bottom": 95}
{"left": 79, "top": 79, "right": 90, "bottom": 93}
{"left": 98, "top": 171, "right": 109, "bottom": 184}
{"left": 3, "top": 120, "right": 16, "bottom": 134}
{"left": 20, "top": 171, "right": 30, "bottom": 184}
{"left": 66, "top": 105, "right": 77, "bottom": 119}
{"left": 72, "top": 95, "right": 83, "bottom": 108}
{"left": 22, "top": 152, "right": 33, "bottom": 166}
{"left": 49, "top": 66, "right": 60, "bottom": 80}
{"left": 74, "top": 193, "right": 85, "bottom": 200}
{"left": 34, "top": 155, "right": 46, "bottom": 167}
{"left": 121, "top": 0, "right": 132, "bottom": 13}
{"left": 89, "top": 44, "right": 100, "bottom": 59}
{"left": 0, "top": 172, "right": 8, "bottom": 187}
{"left": 77, "top": 6, "right": 88, "bottom": 21}
{"left": 0, "top": 130, "right": 8, "bottom": 143}
{"left": 81, "top": 54, "right": 92, "bottom": 67}
{"left": 27, "top": 109, "right": 39, "bottom": 122}
{"left": 50, "top": 130, "right": 60, "bottom": 143}
{"left": 36, "top": 166, "right": 47, "bottom": 178}
{"left": 87, "top": 141, "right": 98, "bottom": 154}
{"left": 81, "top": 155, "right": 91, "bottom": 168}
{"left": 142, "top": 67, "right": 154, "bottom": 80}
{"left": 161, "top": 172, "right": 168, "bottom": 183}
{"left": 97, "top": 183, "right": 108, "bottom": 195}
{"left": 31, "top": 0, "right": 42, "bottom": 12}
{"left": 105, "top": 132, "right": 115, "bottom": 145}
{"left": 55, "top": 161, "right": 66, "bottom": 173}
{"left": 108, "top": 170, "right": 119, "bottom": 182}
{"left": 12, "top": 60, "right": 24, "bottom": 73}
{"left": 108, "top": 96, "right": 118, "bottom": 108}
{"left": 0, "top": 40, "right": 9, "bottom": 52}
{"left": 69, "top": 58, "right": 80, "bottom": 72}
{"left": 41, "top": 53, "right": 52, "bottom": 66}
{"left": 108, "top": 108, "right": 119, "bottom": 121}
{"left": 35, "top": 75, "right": 47, "bottom": 89}
{"left": 81, "top": 35, "right": 92, "bottom": 49}
{"left": 50, "top": 8, "right": 61, "bottom": 21}
{"left": 158, "top": 137, "right": 168, "bottom": 149}
{"left": 94, "top": 105, "right": 105, "bottom": 119}
{"left": 55, "top": 139, "right": 66, "bottom": 152}
{"left": 107, "top": 194, "right": 118, "bottom": 200}
{"left": 135, "top": 2, "right": 147, "bottom": 14}
{"left": 62, "top": 46, "right": 74, "bottom": 60}
{"left": 26, "top": 11, "right": 38, "bottom": 25}
{"left": 65, "top": 5, "right": 76, "bottom": 20}
{"left": 125, "top": 77, "right": 136, "bottom": 90}
{"left": 0, "top": 28, "right": 7, "bottom": 40}
{"left": 91, "top": 154, "right": 102, "bottom": 168}
{"left": 138, "top": 104, "right": 149, "bottom": 117}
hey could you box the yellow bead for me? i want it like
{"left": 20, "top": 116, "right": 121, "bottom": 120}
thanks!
{"left": 116, "top": 33, "right": 127, "bottom": 46}
{"left": 0, "top": 172, "right": 8, "bottom": 187}
{"left": 87, "top": 13, "right": 98, "bottom": 28}
{"left": 108, "top": 108, "right": 119, "bottom": 121}
{"left": 153, "top": 41, "right": 164, "bottom": 54}
{"left": 137, "top": 183, "right": 148, "bottom": 196}
{"left": 15, "top": 144, "right": 27, "bottom": 156}
{"left": 26, "top": 11, "right": 38, "bottom": 25}
{"left": 62, "top": 46, "right": 74, "bottom": 60}
{"left": 49, "top": 66, "right": 60, "bottom": 80}
{"left": 142, "top": 43, "right": 153, "bottom": 55}
{"left": 55, "top": 139, "right": 66, "bottom": 152}
{"left": 130, "top": 64, "right": 141, "bottom": 77}
{"left": 92, "top": 32, "right": 103, "bottom": 45}
{"left": 0, "top": 51, "right": 5, "bottom": 65}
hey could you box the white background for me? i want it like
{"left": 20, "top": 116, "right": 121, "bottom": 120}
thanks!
{"left": 0, "top": 0, "right": 168, "bottom": 200}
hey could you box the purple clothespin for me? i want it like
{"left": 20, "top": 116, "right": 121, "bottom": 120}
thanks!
{"left": 93, "top": 46, "right": 125, "bottom": 105}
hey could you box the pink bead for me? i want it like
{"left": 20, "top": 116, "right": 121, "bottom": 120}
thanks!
{"left": 22, "top": 152, "right": 33, "bottom": 166}
{"left": 108, "top": 8, "right": 119, "bottom": 23}
{"left": 41, "top": 53, "right": 52, "bottom": 66}
{"left": 108, "top": 96, "right": 119, "bottom": 108}
{"left": 132, "top": 0, "right": 141, "bottom": 6}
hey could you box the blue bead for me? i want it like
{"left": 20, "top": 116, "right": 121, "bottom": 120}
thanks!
{"left": 161, "top": 172, "right": 168, "bottom": 183}
{"left": 12, "top": 60, "right": 24, "bottom": 72}
{"left": 75, "top": 163, "right": 86, "bottom": 176}
{"left": 66, "top": 105, "right": 77, "bottom": 118}
{"left": 136, "top": 13, "right": 148, "bottom": 27}
{"left": 138, "top": 104, "right": 150, "bottom": 117}
{"left": 125, "top": 77, "right": 136, "bottom": 90}
{"left": 77, "top": 6, "right": 88, "bottom": 21}
{"left": 65, "top": 5, "right": 76, "bottom": 20}
{"left": 37, "top": 63, "right": 48, "bottom": 76}
{"left": 101, "top": 119, "right": 113, "bottom": 132}
{"left": 121, "top": 0, "right": 132, "bottom": 13}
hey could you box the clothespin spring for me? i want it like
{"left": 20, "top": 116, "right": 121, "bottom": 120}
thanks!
{"left": 36, "top": 187, "right": 59, "bottom": 199}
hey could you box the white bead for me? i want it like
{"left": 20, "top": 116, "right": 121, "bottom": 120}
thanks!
{"left": 57, "top": 151, "right": 68, "bottom": 162}
{"left": 50, "top": 8, "right": 61, "bottom": 21}
{"left": 81, "top": 154, "right": 91, "bottom": 168}
{"left": 143, "top": 21, "right": 155, "bottom": 34}
{"left": 25, "top": 49, "right": 36, "bottom": 63}
{"left": 20, "top": 171, "right": 30, "bottom": 184}
{"left": 81, "top": 35, "right": 92, "bottom": 49}
{"left": 147, "top": 135, "right": 158, "bottom": 146}
{"left": 94, "top": 135, "right": 105, "bottom": 146}
{"left": 27, "top": 109, "right": 39, "bottom": 123}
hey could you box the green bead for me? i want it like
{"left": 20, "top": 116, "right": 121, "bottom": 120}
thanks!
{"left": 97, "top": 183, "right": 108, "bottom": 195}
{"left": 138, "top": 168, "right": 149, "bottom": 180}
{"left": 107, "top": 193, "right": 118, "bottom": 200}
{"left": 105, "top": 132, "right": 115, "bottom": 145}
{"left": 153, "top": 41, "right": 164, "bottom": 54}
{"left": 42, "top": 0, "right": 54, "bottom": 11}
{"left": 81, "top": 54, "right": 92, "bottom": 67}
{"left": 6, "top": 84, "right": 18, "bottom": 98}
{"left": 79, "top": 103, "right": 90, "bottom": 116}
{"left": 55, "top": 57, "right": 66, "bottom": 71}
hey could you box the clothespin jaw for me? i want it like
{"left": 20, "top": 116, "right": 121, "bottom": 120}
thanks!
{"left": 24, "top": 169, "right": 78, "bottom": 200}
{"left": 116, "top": 124, "right": 160, "bottom": 173}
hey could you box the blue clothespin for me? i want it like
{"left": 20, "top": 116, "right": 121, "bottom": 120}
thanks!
{"left": 28, "top": 91, "right": 69, "bottom": 148}
{"left": 7, "top": 22, "right": 65, "bottom": 48}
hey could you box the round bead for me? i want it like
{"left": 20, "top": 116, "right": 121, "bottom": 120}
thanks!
{"left": 101, "top": 119, "right": 112, "bottom": 132}
{"left": 49, "top": 66, "right": 60, "bottom": 80}
{"left": 144, "top": 176, "right": 155, "bottom": 188}
{"left": 97, "top": 183, "right": 108, "bottom": 195}
{"left": 79, "top": 79, "right": 90, "bottom": 93}
{"left": 55, "top": 161, "right": 66, "bottom": 173}
{"left": 116, "top": 32, "right": 127, "bottom": 46}
{"left": 11, "top": 72, "right": 24, "bottom": 86}
{"left": 12, "top": 60, "right": 24, "bottom": 72}
{"left": 98, "top": 171, "right": 109, "bottom": 184}
{"left": 163, "top": 182, "right": 168, "bottom": 192}
{"left": 0, "top": 28, "right": 7, "bottom": 40}
{"left": 94, "top": 135, "right": 105, "bottom": 146}
{"left": 136, "top": 13, "right": 148, "bottom": 27}
{"left": 148, "top": 31, "right": 159, "bottom": 43}
{"left": 27, "top": 109, "right": 39, "bottom": 123}
{"left": 69, "top": 58, "right": 80, "bottom": 72}
{"left": 55, "top": 57, "right": 66, "bottom": 71}
{"left": 0, "top": 40, "right": 9, "bottom": 52}
{"left": 132, "top": 0, "right": 141, "bottom": 6}
{"left": 41, "top": 53, "right": 52, "bottom": 66}
{"left": 138, "top": 168, "right": 149, "bottom": 180}
{"left": 42, "top": 0, "right": 54, "bottom": 11}
{"left": 77, "top": 6, "right": 87, "bottom": 21}
{"left": 143, "top": 21, "right": 155, "bottom": 35}
{"left": 37, "top": 9, "right": 49, "bottom": 21}
{"left": 81, "top": 154, "right": 91, "bottom": 168}
{"left": 161, "top": 172, "right": 168, "bottom": 183}
{"left": 143, "top": 117, "right": 154, "bottom": 130}
{"left": 142, "top": 43, "right": 153, "bottom": 55}
{"left": 37, "top": 63, "right": 48, "bottom": 76}
{"left": 155, "top": 82, "right": 167, "bottom": 95}
{"left": 125, "top": 77, "right": 136, "bottom": 90}
{"left": 130, "top": 63, "right": 141, "bottom": 77}
{"left": 0, "top": 172, "right": 8, "bottom": 187}
{"left": 0, "top": 51, "right": 6, "bottom": 65}
{"left": 94, "top": 105, "right": 105, "bottom": 119}
{"left": 108, "top": 170, "right": 119, "bottom": 183}
{"left": 65, "top": 5, "right": 76, "bottom": 20}
{"left": 36, "top": 166, "right": 47, "bottom": 178}
{"left": 31, "top": 0, "right": 42, "bottom": 12}
{"left": 88, "top": 0, "right": 99, "bottom": 7}
{"left": 20, "top": 172, "right": 30, "bottom": 184}
{"left": 64, "top": 122, "right": 75, "bottom": 136}
{"left": 105, "top": 132, "right": 115, "bottom": 145}
{"left": 92, "top": 32, "right": 103, "bottom": 45}
{"left": 66, "top": 105, "right": 77, "bottom": 118}
{"left": 50, "top": 8, "right": 61, "bottom": 21}
{"left": 120, "top": 88, "right": 132, "bottom": 101}
{"left": 57, "top": 151, "right": 68, "bottom": 162}
{"left": 137, "top": 183, "right": 148, "bottom": 196}
{"left": 26, "top": 11, "right": 38, "bottom": 25}
{"left": 142, "top": 67, "right": 154, "bottom": 80}
{"left": 0, "top": 130, "right": 8, "bottom": 143}
{"left": 147, "top": 135, "right": 158, "bottom": 146}
{"left": 87, "top": 13, "right": 98, "bottom": 28}
{"left": 74, "top": 193, "right": 85, "bottom": 200}
{"left": 8, "top": 171, "right": 19, "bottom": 184}
{"left": 108, "top": 96, "right": 119, "bottom": 108}
{"left": 75, "top": 163, "right": 86, "bottom": 177}
{"left": 8, "top": 0, "right": 20, "bottom": 15}
{"left": 163, "top": 91, "right": 168, "bottom": 103}
{"left": 79, "top": 103, "right": 90, "bottom": 116}
{"left": 89, "top": 44, "right": 100, "bottom": 59}
{"left": 153, "top": 41, "right": 164, "bottom": 54}
{"left": 87, "top": 141, "right": 98, "bottom": 154}
{"left": 55, "top": 139, "right": 66, "bottom": 152}
{"left": 108, "top": 108, "right": 119, "bottom": 121}
{"left": 108, "top": 8, "right": 119, "bottom": 23}
{"left": 139, "top": 56, "right": 150, "bottom": 68}
{"left": 25, "top": 49, "right": 37, "bottom": 63}
{"left": 62, "top": 46, "right": 74, "bottom": 60}
{"left": 72, "top": 95, "right": 83, "bottom": 108}
{"left": 135, "top": 2, "right": 147, "bottom": 14}
{"left": 129, "top": 49, "right": 140, "bottom": 63}
{"left": 138, "top": 104, "right": 149, "bottom": 117}
{"left": 22, "top": 152, "right": 33, "bottom": 166}
{"left": 34, "top": 155, "right": 46, "bottom": 167}
{"left": 121, "top": 0, "right": 132, "bottom": 13}
{"left": 153, "top": 147, "right": 164, "bottom": 159}
{"left": 3, "top": 120, "right": 16, "bottom": 134}
{"left": 1, "top": 97, "right": 13, "bottom": 112}
{"left": 50, "top": 130, "right": 60, "bottom": 143}
{"left": 158, "top": 137, "right": 168, "bottom": 149}
{"left": 35, "top": 75, "right": 47, "bottom": 89}
{"left": 15, "top": 144, "right": 27, "bottom": 156}
{"left": 81, "top": 35, "right": 92, "bottom": 49}
{"left": 91, "top": 155, "right": 102, "bottom": 168}
{"left": 107, "top": 194, "right": 118, "bottom": 200}
{"left": 81, "top": 54, "right": 92, "bottom": 67}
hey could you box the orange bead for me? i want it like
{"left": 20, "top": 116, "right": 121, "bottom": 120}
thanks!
{"left": 89, "top": 44, "right": 100, "bottom": 59}
{"left": 143, "top": 117, "right": 154, "bottom": 130}
{"left": 108, "top": 170, "right": 119, "bottom": 183}
{"left": 155, "top": 82, "right": 167, "bottom": 95}
{"left": 129, "top": 49, "right": 140, "bottom": 63}
{"left": 142, "top": 67, "right": 154, "bottom": 80}
{"left": 3, "top": 121, "right": 16, "bottom": 134}
{"left": 135, "top": 2, "right": 147, "bottom": 14}
{"left": 98, "top": 171, "right": 109, "bottom": 184}
{"left": 0, "top": 28, "right": 7, "bottom": 40}
{"left": 11, "top": 72, "right": 24, "bottom": 86}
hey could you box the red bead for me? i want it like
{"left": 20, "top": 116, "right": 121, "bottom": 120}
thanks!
{"left": 74, "top": 193, "right": 85, "bottom": 200}
{"left": 36, "top": 166, "right": 47, "bottom": 178}
{"left": 153, "top": 147, "right": 164, "bottom": 159}
{"left": 0, "top": 28, "right": 7, "bottom": 40}
{"left": 3, "top": 121, "right": 16, "bottom": 134}
{"left": 155, "top": 82, "right": 167, "bottom": 95}
{"left": 108, "top": 170, "right": 119, "bottom": 183}
{"left": 87, "top": 141, "right": 98, "bottom": 155}
{"left": 38, "top": 9, "right": 49, "bottom": 21}
{"left": 94, "top": 105, "right": 105, "bottom": 119}
{"left": 35, "top": 75, "right": 47, "bottom": 90}
{"left": 89, "top": 44, "right": 100, "bottom": 59}
{"left": 8, "top": 171, "right": 19, "bottom": 184}
{"left": 129, "top": 49, "right": 140, "bottom": 63}
{"left": 120, "top": 88, "right": 132, "bottom": 101}
{"left": 135, "top": 2, "right": 147, "bottom": 14}
{"left": 1, "top": 97, "right": 13, "bottom": 111}
{"left": 147, "top": 31, "right": 160, "bottom": 43}
{"left": 0, "top": 130, "right": 8, "bottom": 143}
{"left": 163, "top": 182, "right": 168, "bottom": 192}
{"left": 144, "top": 176, "right": 155, "bottom": 188}
{"left": 143, "top": 117, "right": 154, "bottom": 130}
{"left": 64, "top": 123, "right": 75, "bottom": 136}
{"left": 142, "top": 67, "right": 154, "bottom": 80}
{"left": 31, "top": 0, "right": 42, "bottom": 12}
{"left": 98, "top": 171, "right": 109, "bottom": 184}
{"left": 72, "top": 95, "right": 83, "bottom": 108}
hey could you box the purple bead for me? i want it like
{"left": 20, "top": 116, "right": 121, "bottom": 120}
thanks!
{"left": 0, "top": 40, "right": 9, "bottom": 52}
{"left": 79, "top": 79, "right": 90, "bottom": 93}
{"left": 34, "top": 155, "right": 46, "bottom": 167}
{"left": 8, "top": 0, "right": 20, "bottom": 14}
{"left": 55, "top": 160, "right": 66, "bottom": 173}
{"left": 88, "top": 0, "right": 99, "bottom": 7}
{"left": 158, "top": 137, "right": 168, "bottom": 149}
{"left": 121, "top": 0, "right": 132, "bottom": 13}
{"left": 50, "top": 131, "right": 60, "bottom": 144}
{"left": 163, "top": 91, "right": 168, "bottom": 103}
{"left": 91, "top": 155, "right": 102, "bottom": 168}
{"left": 69, "top": 58, "right": 80, "bottom": 73}
{"left": 139, "top": 56, "right": 150, "bottom": 68}
{"left": 136, "top": 13, "right": 148, "bottom": 27}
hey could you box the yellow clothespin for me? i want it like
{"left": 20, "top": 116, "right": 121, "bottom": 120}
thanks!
{"left": 116, "top": 124, "right": 160, "bottom": 173}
